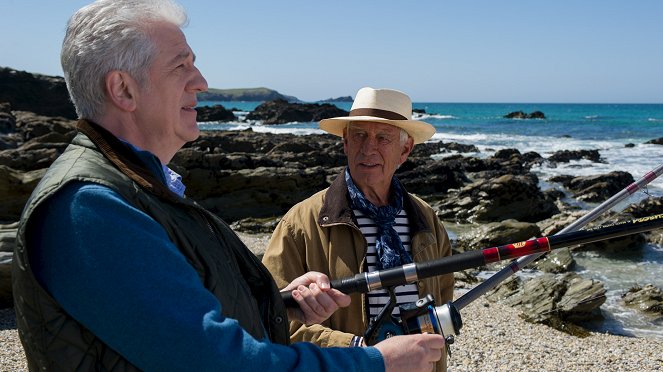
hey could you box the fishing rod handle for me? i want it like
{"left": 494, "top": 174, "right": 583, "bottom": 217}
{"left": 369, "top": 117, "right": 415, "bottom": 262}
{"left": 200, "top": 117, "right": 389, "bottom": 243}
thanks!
{"left": 281, "top": 273, "right": 369, "bottom": 308}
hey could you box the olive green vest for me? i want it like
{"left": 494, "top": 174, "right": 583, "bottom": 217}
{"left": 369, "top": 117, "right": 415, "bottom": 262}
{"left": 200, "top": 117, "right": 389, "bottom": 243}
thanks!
{"left": 12, "top": 120, "right": 289, "bottom": 371}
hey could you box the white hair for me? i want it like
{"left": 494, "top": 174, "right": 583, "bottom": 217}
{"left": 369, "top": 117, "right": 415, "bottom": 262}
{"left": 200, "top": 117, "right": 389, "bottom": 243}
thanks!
{"left": 61, "top": 0, "right": 188, "bottom": 120}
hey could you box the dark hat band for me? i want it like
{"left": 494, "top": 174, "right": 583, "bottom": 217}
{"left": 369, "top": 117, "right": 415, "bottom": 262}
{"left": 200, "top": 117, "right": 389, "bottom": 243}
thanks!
{"left": 349, "top": 108, "right": 408, "bottom": 120}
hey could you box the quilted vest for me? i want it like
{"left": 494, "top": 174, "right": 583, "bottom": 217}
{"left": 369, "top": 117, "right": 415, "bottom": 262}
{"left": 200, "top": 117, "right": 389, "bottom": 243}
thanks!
{"left": 12, "top": 120, "right": 289, "bottom": 371}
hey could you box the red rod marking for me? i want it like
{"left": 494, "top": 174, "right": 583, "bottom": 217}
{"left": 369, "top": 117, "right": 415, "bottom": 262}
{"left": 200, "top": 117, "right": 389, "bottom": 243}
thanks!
{"left": 483, "top": 237, "right": 551, "bottom": 264}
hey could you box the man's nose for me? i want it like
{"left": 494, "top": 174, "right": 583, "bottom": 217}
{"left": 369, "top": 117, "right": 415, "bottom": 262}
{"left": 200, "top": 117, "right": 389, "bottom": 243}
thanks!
{"left": 190, "top": 67, "right": 208, "bottom": 93}
{"left": 360, "top": 135, "right": 378, "bottom": 154}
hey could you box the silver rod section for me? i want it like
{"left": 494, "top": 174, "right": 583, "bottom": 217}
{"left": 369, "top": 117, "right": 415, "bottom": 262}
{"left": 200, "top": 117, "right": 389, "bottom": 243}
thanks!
{"left": 454, "top": 162, "right": 663, "bottom": 311}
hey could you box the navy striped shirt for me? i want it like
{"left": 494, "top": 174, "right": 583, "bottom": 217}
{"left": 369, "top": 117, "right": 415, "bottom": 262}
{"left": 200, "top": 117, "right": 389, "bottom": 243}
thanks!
{"left": 354, "top": 209, "right": 419, "bottom": 319}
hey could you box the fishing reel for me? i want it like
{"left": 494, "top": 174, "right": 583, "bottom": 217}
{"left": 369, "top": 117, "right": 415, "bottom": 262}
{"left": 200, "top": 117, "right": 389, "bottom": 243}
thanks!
{"left": 364, "top": 289, "right": 463, "bottom": 356}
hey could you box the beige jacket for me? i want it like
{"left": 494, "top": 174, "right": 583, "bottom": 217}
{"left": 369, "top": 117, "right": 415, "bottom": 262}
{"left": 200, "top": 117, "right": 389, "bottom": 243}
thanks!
{"left": 263, "top": 171, "right": 454, "bottom": 369}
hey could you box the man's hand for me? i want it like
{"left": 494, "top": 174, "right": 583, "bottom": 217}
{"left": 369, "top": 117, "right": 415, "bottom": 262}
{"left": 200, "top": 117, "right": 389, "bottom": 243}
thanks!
{"left": 375, "top": 334, "right": 446, "bottom": 372}
{"left": 281, "top": 272, "right": 350, "bottom": 325}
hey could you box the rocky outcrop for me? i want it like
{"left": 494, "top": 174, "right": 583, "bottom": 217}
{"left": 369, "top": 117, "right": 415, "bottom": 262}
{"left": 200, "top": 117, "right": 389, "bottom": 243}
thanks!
{"left": 195, "top": 104, "right": 236, "bottom": 122}
{"left": 0, "top": 67, "right": 76, "bottom": 119}
{"left": 621, "top": 284, "right": 663, "bottom": 316}
{"left": 504, "top": 110, "right": 546, "bottom": 119}
{"left": 486, "top": 272, "right": 606, "bottom": 335}
{"left": 434, "top": 174, "right": 559, "bottom": 224}
{"left": 246, "top": 99, "right": 348, "bottom": 124}
{"left": 645, "top": 137, "right": 663, "bottom": 145}
{"left": 549, "top": 171, "right": 634, "bottom": 202}
{"left": 548, "top": 149, "right": 603, "bottom": 163}
{"left": 454, "top": 219, "right": 541, "bottom": 254}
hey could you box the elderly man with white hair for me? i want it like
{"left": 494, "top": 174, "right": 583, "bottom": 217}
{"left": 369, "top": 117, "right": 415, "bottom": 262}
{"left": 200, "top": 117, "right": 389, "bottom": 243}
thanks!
{"left": 263, "top": 87, "right": 455, "bottom": 372}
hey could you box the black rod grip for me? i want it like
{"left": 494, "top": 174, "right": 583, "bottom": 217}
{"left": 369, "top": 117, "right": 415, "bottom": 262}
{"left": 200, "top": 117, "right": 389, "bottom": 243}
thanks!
{"left": 416, "top": 250, "right": 486, "bottom": 280}
{"left": 280, "top": 273, "right": 368, "bottom": 308}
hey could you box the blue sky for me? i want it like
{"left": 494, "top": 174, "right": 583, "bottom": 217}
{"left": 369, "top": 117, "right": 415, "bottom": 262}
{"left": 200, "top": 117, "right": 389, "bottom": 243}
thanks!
{"left": 1, "top": 0, "right": 662, "bottom": 103}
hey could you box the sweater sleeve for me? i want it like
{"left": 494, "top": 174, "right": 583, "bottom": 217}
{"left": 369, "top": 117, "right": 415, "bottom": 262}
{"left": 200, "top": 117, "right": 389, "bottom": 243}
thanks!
{"left": 28, "top": 182, "right": 384, "bottom": 372}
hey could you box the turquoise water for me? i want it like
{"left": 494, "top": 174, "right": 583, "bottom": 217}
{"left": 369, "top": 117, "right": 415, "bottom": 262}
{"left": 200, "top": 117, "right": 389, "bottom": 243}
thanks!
{"left": 198, "top": 100, "right": 663, "bottom": 339}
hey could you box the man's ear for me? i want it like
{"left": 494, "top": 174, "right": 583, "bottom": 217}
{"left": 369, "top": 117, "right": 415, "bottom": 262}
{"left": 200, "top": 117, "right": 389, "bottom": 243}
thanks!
{"left": 105, "top": 71, "right": 138, "bottom": 112}
{"left": 400, "top": 136, "right": 414, "bottom": 162}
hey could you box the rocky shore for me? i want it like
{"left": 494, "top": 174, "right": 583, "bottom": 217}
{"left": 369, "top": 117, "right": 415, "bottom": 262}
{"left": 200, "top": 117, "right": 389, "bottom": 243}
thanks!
{"left": 2, "top": 68, "right": 663, "bottom": 370}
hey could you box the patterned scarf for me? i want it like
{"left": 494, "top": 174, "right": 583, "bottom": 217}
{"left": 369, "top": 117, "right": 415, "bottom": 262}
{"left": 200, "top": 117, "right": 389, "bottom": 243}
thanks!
{"left": 345, "top": 168, "right": 412, "bottom": 270}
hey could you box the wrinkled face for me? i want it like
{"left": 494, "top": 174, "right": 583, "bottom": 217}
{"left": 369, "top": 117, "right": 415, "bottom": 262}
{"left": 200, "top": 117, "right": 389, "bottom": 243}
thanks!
{"left": 134, "top": 22, "right": 208, "bottom": 157}
{"left": 343, "top": 121, "right": 413, "bottom": 196}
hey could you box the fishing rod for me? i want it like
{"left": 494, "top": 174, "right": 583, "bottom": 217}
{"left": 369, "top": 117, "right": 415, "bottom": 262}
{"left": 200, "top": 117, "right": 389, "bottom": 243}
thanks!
{"left": 282, "top": 213, "right": 663, "bottom": 306}
{"left": 454, "top": 162, "right": 663, "bottom": 310}
{"left": 282, "top": 213, "right": 663, "bottom": 346}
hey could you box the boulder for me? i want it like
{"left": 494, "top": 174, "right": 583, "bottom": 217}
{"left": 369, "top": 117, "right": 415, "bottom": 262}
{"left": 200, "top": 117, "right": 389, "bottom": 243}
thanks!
{"left": 195, "top": 104, "right": 237, "bottom": 122}
{"left": 550, "top": 171, "right": 634, "bottom": 203}
{"left": 435, "top": 174, "right": 559, "bottom": 223}
{"left": 548, "top": 149, "right": 603, "bottom": 163}
{"left": 0, "top": 166, "right": 46, "bottom": 221}
{"left": 645, "top": 137, "right": 663, "bottom": 145}
{"left": 504, "top": 111, "right": 546, "bottom": 119}
{"left": 486, "top": 272, "right": 606, "bottom": 334}
{"left": 454, "top": 219, "right": 541, "bottom": 254}
{"left": 621, "top": 284, "right": 663, "bottom": 316}
{"left": 246, "top": 99, "right": 348, "bottom": 124}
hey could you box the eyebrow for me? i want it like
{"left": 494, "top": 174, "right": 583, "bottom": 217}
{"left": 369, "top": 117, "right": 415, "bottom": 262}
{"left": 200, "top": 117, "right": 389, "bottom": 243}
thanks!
{"left": 169, "top": 50, "right": 196, "bottom": 66}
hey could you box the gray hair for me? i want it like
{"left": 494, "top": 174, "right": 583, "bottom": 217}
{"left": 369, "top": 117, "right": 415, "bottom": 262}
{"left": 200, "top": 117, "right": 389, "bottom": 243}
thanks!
{"left": 61, "top": 0, "right": 188, "bottom": 120}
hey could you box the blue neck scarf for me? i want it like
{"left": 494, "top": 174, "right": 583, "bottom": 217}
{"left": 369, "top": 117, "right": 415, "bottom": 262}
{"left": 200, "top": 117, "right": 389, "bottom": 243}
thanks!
{"left": 345, "top": 168, "right": 412, "bottom": 270}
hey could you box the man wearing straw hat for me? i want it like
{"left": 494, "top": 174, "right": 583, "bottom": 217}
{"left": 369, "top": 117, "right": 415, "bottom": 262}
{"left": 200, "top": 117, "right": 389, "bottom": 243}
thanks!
{"left": 263, "top": 87, "right": 454, "bottom": 371}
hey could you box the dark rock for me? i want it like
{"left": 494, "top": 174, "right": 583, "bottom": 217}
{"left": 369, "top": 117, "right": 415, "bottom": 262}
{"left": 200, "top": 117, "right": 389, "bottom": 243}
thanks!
{"left": 246, "top": 99, "right": 348, "bottom": 124}
{"left": 528, "top": 111, "right": 546, "bottom": 119}
{"left": 195, "top": 105, "right": 237, "bottom": 122}
{"left": 621, "top": 284, "right": 663, "bottom": 316}
{"left": 486, "top": 272, "right": 606, "bottom": 335}
{"left": 532, "top": 248, "right": 575, "bottom": 273}
{"left": 0, "top": 67, "right": 76, "bottom": 119}
{"left": 0, "top": 102, "right": 16, "bottom": 134}
{"left": 551, "top": 171, "right": 634, "bottom": 203}
{"left": 435, "top": 174, "right": 559, "bottom": 223}
{"left": 504, "top": 111, "right": 546, "bottom": 119}
{"left": 504, "top": 110, "right": 527, "bottom": 119}
{"left": 396, "top": 161, "right": 469, "bottom": 197}
{"left": 230, "top": 217, "right": 280, "bottom": 234}
{"left": 623, "top": 196, "right": 663, "bottom": 218}
{"left": 454, "top": 219, "right": 541, "bottom": 254}
{"left": 645, "top": 137, "right": 663, "bottom": 145}
{"left": 0, "top": 166, "right": 46, "bottom": 221}
{"left": 548, "top": 149, "right": 603, "bottom": 163}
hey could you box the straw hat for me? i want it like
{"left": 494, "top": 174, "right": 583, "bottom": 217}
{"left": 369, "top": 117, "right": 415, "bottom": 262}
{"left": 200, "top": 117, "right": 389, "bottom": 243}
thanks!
{"left": 319, "top": 87, "right": 435, "bottom": 144}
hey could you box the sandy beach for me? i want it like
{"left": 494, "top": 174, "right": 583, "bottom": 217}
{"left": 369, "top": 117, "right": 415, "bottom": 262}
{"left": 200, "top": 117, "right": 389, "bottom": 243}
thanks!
{"left": 2, "top": 233, "right": 662, "bottom": 371}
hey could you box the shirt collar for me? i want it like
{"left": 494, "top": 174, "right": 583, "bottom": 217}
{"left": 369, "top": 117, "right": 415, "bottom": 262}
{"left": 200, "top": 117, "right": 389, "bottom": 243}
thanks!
{"left": 121, "top": 140, "right": 187, "bottom": 198}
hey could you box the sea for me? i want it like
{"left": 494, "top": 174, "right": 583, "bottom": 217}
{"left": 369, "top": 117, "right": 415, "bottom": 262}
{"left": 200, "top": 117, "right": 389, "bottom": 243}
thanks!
{"left": 198, "top": 101, "right": 663, "bottom": 340}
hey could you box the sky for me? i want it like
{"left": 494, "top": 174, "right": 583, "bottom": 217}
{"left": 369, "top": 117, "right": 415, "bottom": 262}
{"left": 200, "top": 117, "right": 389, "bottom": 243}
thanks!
{"left": 1, "top": 0, "right": 662, "bottom": 103}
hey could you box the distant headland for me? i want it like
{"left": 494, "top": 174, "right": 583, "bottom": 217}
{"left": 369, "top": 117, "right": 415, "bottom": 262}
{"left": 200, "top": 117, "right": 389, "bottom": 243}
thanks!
{"left": 0, "top": 67, "right": 352, "bottom": 115}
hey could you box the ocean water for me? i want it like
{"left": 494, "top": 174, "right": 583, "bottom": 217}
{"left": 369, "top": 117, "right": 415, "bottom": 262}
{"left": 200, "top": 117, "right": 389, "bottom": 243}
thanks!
{"left": 198, "top": 101, "right": 663, "bottom": 339}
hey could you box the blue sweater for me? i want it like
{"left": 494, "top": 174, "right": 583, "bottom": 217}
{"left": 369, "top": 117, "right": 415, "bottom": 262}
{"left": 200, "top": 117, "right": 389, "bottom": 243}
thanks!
{"left": 28, "top": 147, "right": 384, "bottom": 371}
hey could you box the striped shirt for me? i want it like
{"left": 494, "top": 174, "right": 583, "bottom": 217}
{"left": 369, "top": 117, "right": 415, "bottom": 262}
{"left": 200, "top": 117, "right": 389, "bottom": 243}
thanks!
{"left": 354, "top": 209, "right": 419, "bottom": 319}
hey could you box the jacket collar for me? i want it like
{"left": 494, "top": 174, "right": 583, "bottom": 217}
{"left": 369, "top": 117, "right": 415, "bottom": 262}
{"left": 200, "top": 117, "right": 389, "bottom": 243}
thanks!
{"left": 76, "top": 119, "right": 181, "bottom": 203}
{"left": 319, "top": 168, "right": 431, "bottom": 235}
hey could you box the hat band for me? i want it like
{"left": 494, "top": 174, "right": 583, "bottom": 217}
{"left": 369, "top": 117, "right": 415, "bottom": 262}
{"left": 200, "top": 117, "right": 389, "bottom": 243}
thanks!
{"left": 349, "top": 108, "right": 408, "bottom": 121}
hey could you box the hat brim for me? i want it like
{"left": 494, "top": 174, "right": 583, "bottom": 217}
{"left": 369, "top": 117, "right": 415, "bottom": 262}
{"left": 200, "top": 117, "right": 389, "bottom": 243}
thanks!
{"left": 319, "top": 116, "right": 436, "bottom": 144}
